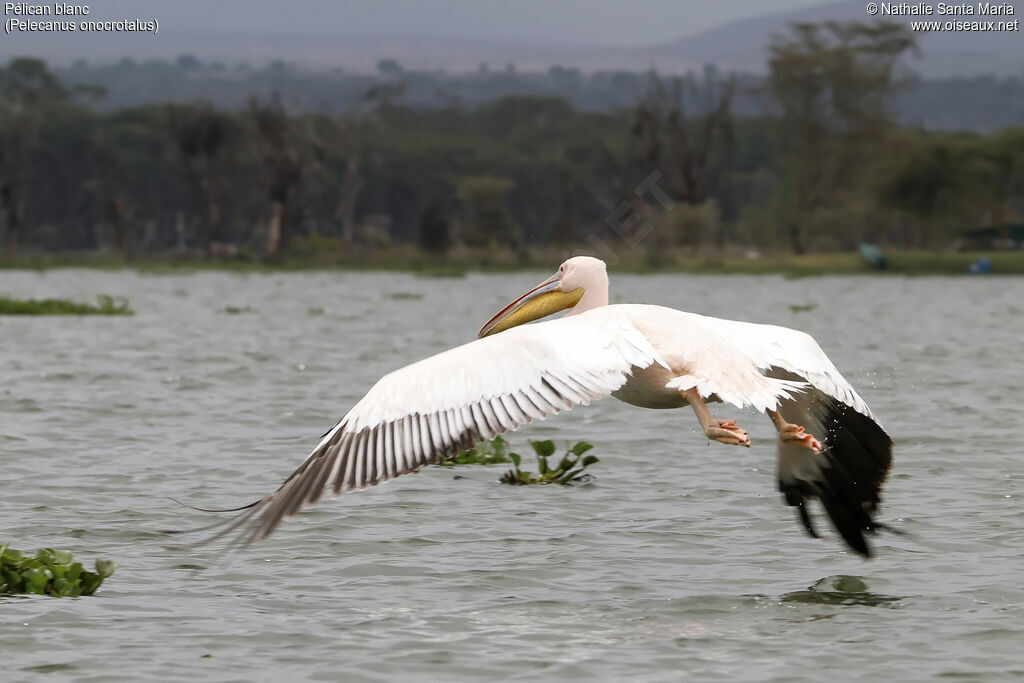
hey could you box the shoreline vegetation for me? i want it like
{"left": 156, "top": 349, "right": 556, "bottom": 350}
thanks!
{"left": 1, "top": 247, "right": 1021, "bottom": 277}
{"left": 3, "top": 28, "right": 1023, "bottom": 275}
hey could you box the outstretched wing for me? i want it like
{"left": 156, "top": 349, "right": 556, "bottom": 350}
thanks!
{"left": 697, "top": 316, "right": 877, "bottom": 420}
{"left": 173, "top": 312, "right": 664, "bottom": 547}
{"left": 692, "top": 314, "right": 894, "bottom": 557}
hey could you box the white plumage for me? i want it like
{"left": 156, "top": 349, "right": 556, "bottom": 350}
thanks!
{"left": 176, "top": 257, "right": 894, "bottom": 556}
{"left": 697, "top": 314, "right": 876, "bottom": 419}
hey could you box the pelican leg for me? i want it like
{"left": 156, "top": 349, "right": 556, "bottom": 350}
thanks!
{"left": 682, "top": 388, "right": 750, "bottom": 447}
{"left": 767, "top": 409, "right": 822, "bottom": 454}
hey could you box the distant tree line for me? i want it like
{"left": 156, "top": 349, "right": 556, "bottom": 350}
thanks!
{"left": 1, "top": 21, "right": 1021, "bottom": 261}
{"left": 55, "top": 50, "right": 1024, "bottom": 134}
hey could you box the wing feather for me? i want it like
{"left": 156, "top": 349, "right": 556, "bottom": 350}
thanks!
{"left": 353, "top": 431, "right": 367, "bottom": 491}
{"left": 525, "top": 386, "right": 558, "bottom": 414}
{"left": 414, "top": 414, "right": 432, "bottom": 466}
{"left": 395, "top": 417, "right": 413, "bottom": 472}
{"left": 337, "top": 433, "right": 356, "bottom": 495}
{"left": 680, "top": 310, "right": 893, "bottom": 556}
{"left": 468, "top": 402, "right": 490, "bottom": 439}
{"left": 382, "top": 421, "right": 396, "bottom": 481}
{"left": 500, "top": 394, "right": 528, "bottom": 424}
{"left": 690, "top": 314, "right": 874, "bottom": 420}
{"left": 180, "top": 313, "right": 662, "bottom": 546}
{"left": 511, "top": 391, "right": 538, "bottom": 421}
{"left": 426, "top": 412, "right": 444, "bottom": 453}
{"left": 459, "top": 405, "right": 478, "bottom": 443}
{"left": 538, "top": 376, "right": 573, "bottom": 410}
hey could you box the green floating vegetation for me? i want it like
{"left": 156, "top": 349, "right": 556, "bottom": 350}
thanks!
{"left": 0, "top": 545, "right": 117, "bottom": 597}
{"left": 438, "top": 436, "right": 600, "bottom": 485}
{"left": 499, "top": 440, "right": 598, "bottom": 485}
{"left": 789, "top": 303, "right": 817, "bottom": 313}
{"left": 220, "top": 305, "right": 255, "bottom": 314}
{"left": 781, "top": 575, "right": 902, "bottom": 607}
{"left": 437, "top": 434, "right": 513, "bottom": 466}
{"left": 0, "top": 294, "right": 133, "bottom": 316}
{"left": 382, "top": 292, "right": 424, "bottom": 300}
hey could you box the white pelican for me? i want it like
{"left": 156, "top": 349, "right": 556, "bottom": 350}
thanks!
{"left": 178, "top": 257, "right": 894, "bottom": 556}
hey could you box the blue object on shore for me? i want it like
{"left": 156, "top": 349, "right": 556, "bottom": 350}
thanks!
{"left": 969, "top": 257, "right": 991, "bottom": 275}
{"left": 859, "top": 243, "right": 886, "bottom": 270}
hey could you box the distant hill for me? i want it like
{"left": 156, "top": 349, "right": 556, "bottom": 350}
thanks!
{"left": 1, "top": 0, "right": 1021, "bottom": 78}
{"left": 629, "top": 0, "right": 1024, "bottom": 78}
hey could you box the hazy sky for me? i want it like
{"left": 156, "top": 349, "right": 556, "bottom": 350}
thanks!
{"left": 86, "top": 0, "right": 832, "bottom": 46}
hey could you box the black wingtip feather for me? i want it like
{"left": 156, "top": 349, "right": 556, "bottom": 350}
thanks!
{"left": 796, "top": 501, "right": 820, "bottom": 539}
{"left": 779, "top": 398, "right": 894, "bottom": 557}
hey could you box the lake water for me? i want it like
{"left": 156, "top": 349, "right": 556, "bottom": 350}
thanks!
{"left": 2, "top": 269, "right": 1022, "bottom": 682}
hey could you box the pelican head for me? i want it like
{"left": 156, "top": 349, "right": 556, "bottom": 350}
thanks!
{"left": 478, "top": 256, "right": 608, "bottom": 338}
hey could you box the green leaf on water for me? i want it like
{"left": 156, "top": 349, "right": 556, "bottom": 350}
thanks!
{"left": 530, "top": 440, "right": 556, "bottom": 458}
{"left": 95, "top": 560, "right": 118, "bottom": 578}
{"left": 25, "top": 568, "right": 50, "bottom": 594}
{"left": 49, "top": 548, "right": 73, "bottom": 565}
{"left": 570, "top": 441, "right": 594, "bottom": 456}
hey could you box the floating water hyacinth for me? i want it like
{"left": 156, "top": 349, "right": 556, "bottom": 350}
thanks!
{"left": 219, "top": 305, "right": 255, "bottom": 314}
{"left": 0, "top": 295, "right": 133, "bottom": 315}
{"left": 437, "top": 434, "right": 514, "bottom": 466}
{"left": 0, "top": 545, "right": 117, "bottom": 597}
{"left": 438, "top": 436, "right": 600, "bottom": 485}
{"left": 499, "top": 440, "right": 599, "bottom": 485}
